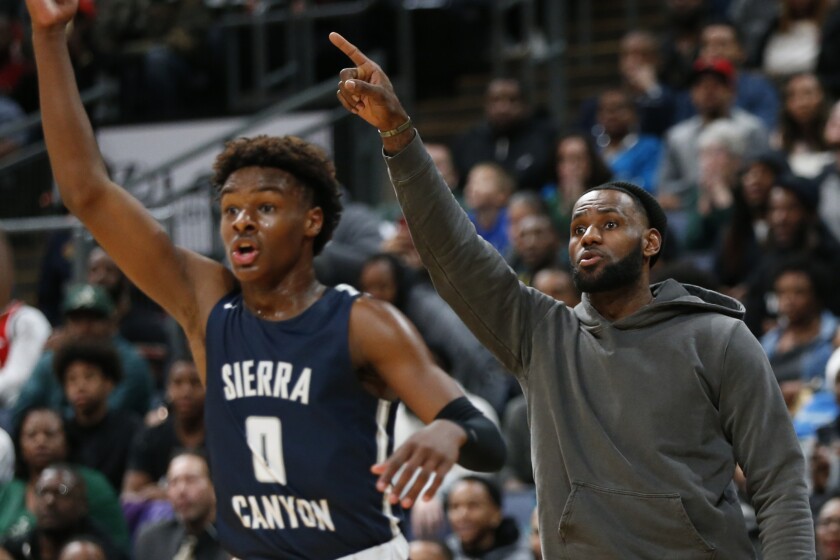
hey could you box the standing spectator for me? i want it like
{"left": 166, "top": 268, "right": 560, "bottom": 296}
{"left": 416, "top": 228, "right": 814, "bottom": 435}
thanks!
{"left": 452, "top": 77, "right": 556, "bottom": 191}
{"left": 55, "top": 338, "right": 141, "bottom": 491}
{"left": 12, "top": 284, "right": 153, "bottom": 428}
{"left": 0, "top": 465, "right": 125, "bottom": 560}
{"left": 773, "top": 72, "right": 833, "bottom": 177}
{"left": 592, "top": 88, "right": 662, "bottom": 193}
{"left": 445, "top": 476, "right": 530, "bottom": 560}
{"left": 463, "top": 162, "right": 515, "bottom": 255}
{"left": 758, "top": 0, "right": 829, "bottom": 81}
{"left": 0, "top": 229, "right": 51, "bottom": 431}
{"left": 817, "top": 99, "right": 840, "bottom": 242}
{"left": 133, "top": 452, "right": 230, "bottom": 560}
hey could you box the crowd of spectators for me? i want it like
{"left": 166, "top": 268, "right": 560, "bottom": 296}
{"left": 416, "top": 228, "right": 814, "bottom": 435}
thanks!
{"left": 3, "top": 0, "right": 840, "bottom": 557}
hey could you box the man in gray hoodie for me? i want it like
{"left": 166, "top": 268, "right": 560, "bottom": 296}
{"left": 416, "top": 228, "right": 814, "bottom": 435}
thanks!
{"left": 331, "top": 33, "right": 815, "bottom": 558}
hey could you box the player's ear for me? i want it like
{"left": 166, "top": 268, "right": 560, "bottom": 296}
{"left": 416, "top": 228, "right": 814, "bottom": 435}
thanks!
{"left": 306, "top": 207, "right": 324, "bottom": 237}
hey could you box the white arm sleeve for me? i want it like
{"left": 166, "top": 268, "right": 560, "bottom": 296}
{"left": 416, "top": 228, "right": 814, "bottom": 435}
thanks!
{"left": 0, "top": 306, "right": 52, "bottom": 407}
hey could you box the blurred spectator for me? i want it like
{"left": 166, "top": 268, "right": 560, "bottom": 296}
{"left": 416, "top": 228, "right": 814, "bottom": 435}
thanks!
{"left": 425, "top": 142, "right": 461, "bottom": 195}
{"left": 0, "top": 408, "right": 128, "bottom": 550}
{"left": 816, "top": 497, "right": 840, "bottom": 560}
{"left": 592, "top": 88, "right": 662, "bottom": 193}
{"left": 756, "top": 0, "right": 829, "bottom": 81}
{"left": 86, "top": 247, "right": 171, "bottom": 390}
{"left": 728, "top": 0, "right": 780, "bottom": 68}
{"left": 12, "top": 284, "right": 154, "bottom": 428}
{"left": 714, "top": 150, "right": 789, "bottom": 295}
{"left": 463, "top": 162, "right": 515, "bottom": 255}
{"left": 773, "top": 72, "right": 833, "bottom": 177}
{"left": 658, "top": 0, "right": 707, "bottom": 90}
{"left": 531, "top": 268, "right": 580, "bottom": 307}
{"left": 36, "top": 229, "right": 74, "bottom": 327}
{"left": 55, "top": 339, "right": 141, "bottom": 491}
{"left": 578, "top": 30, "right": 678, "bottom": 137}
{"left": 505, "top": 191, "right": 547, "bottom": 261}
{"left": 122, "top": 357, "right": 205, "bottom": 505}
{"left": 816, "top": 2, "right": 840, "bottom": 99}
{"left": 133, "top": 452, "right": 229, "bottom": 560}
{"left": 0, "top": 14, "right": 36, "bottom": 113}
{"left": 812, "top": 350, "right": 840, "bottom": 505}
{"left": 451, "top": 77, "right": 556, "bottom": 191}
{"left": 501, "top": 394, "right": 532, "bottom": 489}
{"left": 657, "top": 58, "right": 768, "bottom": 215}
{"left": 507, "top": 214, "right": 567, "bottom": 286}
{"left": 0, "top": 93, "right": 25, "bottom": 159}
{"left": 0, "top": 229, "right": 51, "bottom": 431}
{"left": 445, "top": 476, "right": 530, "bottom": 560}
{"left": 684, "top": 119, "right": 748, "bottom": 255}
{"left": 760, "top": 256, "right": 838, "bottom": 388}
{"left": 58, "top": 538, "right": 107, "bottom": 560}
{"left": 692, "top": 19, "right": 780, "bottom": 129}
{"left": 818, "top": 99, "right": 840, "bottom": 242}
{"left": 409, "top": 539, "right": 453, "bottom": 560}
{"left": 0, "top": 465, "right": 126, "bottom": 560}
{"left": 358, "top": 254, "right": 510, "bottom": 415}
{"left": 742, "top": 174, "right": 840, "bottom": 335}
{"left": 540, "top": 132, "right": 613, "bottom": 236}
{"left": 0, "top": 427, "right": 11, "bottom": 484}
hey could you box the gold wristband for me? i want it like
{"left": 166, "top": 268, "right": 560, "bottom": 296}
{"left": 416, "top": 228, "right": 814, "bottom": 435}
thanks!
{"left": 378, "top": 118, "right": 413, "bottom": 138}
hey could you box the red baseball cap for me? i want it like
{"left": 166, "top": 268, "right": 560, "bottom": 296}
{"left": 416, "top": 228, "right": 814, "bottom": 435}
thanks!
{"left": 691, "top": 58, "right": 735, "bottom": 87}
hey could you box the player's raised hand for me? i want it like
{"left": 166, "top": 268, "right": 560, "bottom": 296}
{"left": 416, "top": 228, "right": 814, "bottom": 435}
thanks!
{"left": 26, "top": 0, "right": 78, "bottom": 31}
{"left": 371, "top": 419, "right": 465, "bottom": 509}
{"left": 329, "top": 32, "right": 411, "bottom": 135}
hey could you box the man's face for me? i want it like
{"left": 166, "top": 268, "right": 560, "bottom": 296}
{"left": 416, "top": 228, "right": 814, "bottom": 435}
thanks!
{"left": 768, "top": 187, "right": 807, "bottom": 249}
{"left": 220, "top": 166, "right": 323, "bottom": 286}
{"left": 34, "top": 468, "right": 86, "bottom": 531}
{"left": 86, "top": 248, "right": 123, "bottom": 299}
{"left": 517, "top": 215, "right": 559, "bottom": 269}
{"left": 485, "top": 79, "right": 525, "bottom": 132}
{"left": 64, "top": 361, "right": 113, "bottom": 418}
{"left": 464, "top": 167, "right": 508, "bottom": 213}
{"left": 20, "top": 410, "right": 67, "bottom": 473}
{"left": 166, "top": 360, "right": 205, "bottom": 421}
{"left": 597, "top": 91, "right": 636, "bottom": 138}
{"left": 700, "top": 25, "right": 743, "bottom": 64}
{"left": 425, "top": 144, "right": 459, "bottom": 191}
{"left": 166, "top": 455, "right": 215, "bottom": 526}
{"left": 691, "top": 74, "right": 733, "bottom": 118}
{"left": 447, "top": 480, "right": 502, "bottom": 549}
{"left": 64, "top": 312, "right": 113, "bottom": 340}
{"left": 533, "top": 269, "right": 580, "bottom": 306}
{"left": 619, "top": 33, "right": 657, "bottom": 73}
{"left": 569, "top": 190, "right": 651, "bottom": 293}
{"left": 741, "top": 162, "right": 776, "bottom": 209}
{"left": 775, "top": 270, "right": 818, "bottom": 325}
{"left": 817, "top": 499, "right": 840, "bottom": 560}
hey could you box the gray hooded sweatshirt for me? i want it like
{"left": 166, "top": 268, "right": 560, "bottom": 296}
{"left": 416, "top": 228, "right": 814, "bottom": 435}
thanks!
{"left": 384, "top": 134, "right": 815, "bottom": 559}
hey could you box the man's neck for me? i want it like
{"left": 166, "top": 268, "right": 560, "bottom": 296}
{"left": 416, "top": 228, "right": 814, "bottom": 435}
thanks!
{"left": 587, "top": 280, "right": 654, "bottom": 322}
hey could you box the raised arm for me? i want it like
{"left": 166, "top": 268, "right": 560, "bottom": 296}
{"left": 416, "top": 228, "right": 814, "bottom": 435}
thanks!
{"left": 330, "top": 32, "right": 555, "bottom": 375}
{"left": 349, "top": 297, "right": 505, "bottom": 510}
{"left": 26, "top": 0, "right": 231, "bottom": 340}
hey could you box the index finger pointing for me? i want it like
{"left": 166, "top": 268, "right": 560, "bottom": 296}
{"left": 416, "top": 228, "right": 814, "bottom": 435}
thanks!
{"left": 329, "top": 32, "right": 370, "bottom": 66}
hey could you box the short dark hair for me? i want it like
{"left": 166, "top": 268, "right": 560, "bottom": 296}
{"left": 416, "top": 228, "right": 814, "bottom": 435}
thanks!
{"left": 360, "top": 253, "right": 414, "bottom": 310}
{"left": 772, "top": 254, "right": 831, "bottom": 304}
{"left": 53, "top": 338, "right": 123, "bottom": 385}
{"left": 211, "top": 135, "right": 343, "bottom": 255}
{"left": 590, "top": 180, "right": 668, "bottom": 266}
{"left": 451, "top": 475, "right": 503, "bottom": 509}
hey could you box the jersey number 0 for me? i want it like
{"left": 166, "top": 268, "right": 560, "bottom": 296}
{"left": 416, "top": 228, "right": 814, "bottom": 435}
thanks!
{"left": 246, "top": 416, "right": 288, "bottom": 485}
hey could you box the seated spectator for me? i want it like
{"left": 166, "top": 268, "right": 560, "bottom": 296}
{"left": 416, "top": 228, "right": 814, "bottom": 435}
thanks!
{"left": 773, "top": 72, "right": 833, "bottom": 177}
{"left": 133, "top": 452, "right": 229, "bottom": 560}
{"left": 445, "top": 476, "right": 530, "bottom": 560}
{"left": 0, "top": 465, "right": 126, "bottom": 560}
{"left": 0, "top": 408, "right": 128, "bottom": 550}
{"left": 507, "top": 215, "right": 567, "bottom": 287}
{"left": 760, "top": 256, "right": 839, "bottom": 388}
{"left": 463, "top": 163, "right": 515, "bottom": 255}
{"left": 358, "top": 254, "right": 510, "bottom": 415}
{"left": 58, "top": 537, "right": 107, "bottom": 560}
{"left": 12, "top": 284, "right": 153, "bottom": 428}
{"left": 531, "top": 268, "right": 580, "bottom": 307}
{"left": 818, "top": 99, "right": 840, "bottom": 242}
{"left": 426, "top": 143, "right": 461, "bottom": 196}
{"left": 0, "top": 427, "right": 11, "bottom": 484}
{"left": 692, "top": 19, "right": 780, "bottom": 130}
{"left": 541, "top": 132, "right": 613, "bottom": 236}
{"left": 451, "top": 77, "right": 556, "bottom": 191}
{"left": 816, "top": 496, "right": 840, "bottom": 560}
{"left": 55, "top": 339, "right": 141, "bottom": 491}
{"left": 592, "top": 88, "right": 663, "bottom": 193}
{"left": 122, "top": 357, "right": 205, "bottom": 504}
{"left": 757, "top": 0, "right": 828, "bottom": 81}
{"left": 578, "top": 30, "right": 678, "bottom": 137}
{"left": 409, "top": 539, "right": 453, "bottom": 560}
{"left": 657, "top": 58, "right": 769, "bottom": 216}
{"left": 0, "top": 229, "right": 51, "bottom": 431}
{"left": 505, "top": 191, "right": 547, "bottom": 252}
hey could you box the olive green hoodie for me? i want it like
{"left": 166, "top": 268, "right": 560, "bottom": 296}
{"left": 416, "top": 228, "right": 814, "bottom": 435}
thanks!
{"left": 385, "top": 133, "right": 814, "bottom": 559}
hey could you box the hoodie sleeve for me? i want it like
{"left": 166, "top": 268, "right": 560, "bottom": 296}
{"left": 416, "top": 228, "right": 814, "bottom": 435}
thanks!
{"left": 719, "top": 321, "right": 815, "bottom": 558}
{"left": 384, "top": 133, "right": 552, "bottom": 377}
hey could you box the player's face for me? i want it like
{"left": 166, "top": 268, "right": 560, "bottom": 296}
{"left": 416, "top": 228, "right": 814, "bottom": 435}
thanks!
{"left": 447, "top": 481, "right": 502, "bottom": 548}
{"left": 220, "top": 166, "right": 323, "bottom": 285}
{"left": 569, "top": 190, "right": 649, "bottom": 293}
{"left": 64, "top": 361, "right": 113, "bottom": 417}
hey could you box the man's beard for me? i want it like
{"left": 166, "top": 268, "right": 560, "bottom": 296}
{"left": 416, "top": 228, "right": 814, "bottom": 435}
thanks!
{"left": 573, "top": 244, "right": 645, "bottom": 293}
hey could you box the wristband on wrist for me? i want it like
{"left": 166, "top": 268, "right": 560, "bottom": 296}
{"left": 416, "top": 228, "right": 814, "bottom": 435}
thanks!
{"left": 379, "top": 118, "right": 413, "bottom": 138}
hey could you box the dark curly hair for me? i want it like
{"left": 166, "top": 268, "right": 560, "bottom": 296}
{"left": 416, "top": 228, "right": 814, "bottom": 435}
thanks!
{"left": 211, "top": 135, "right": 343, "bottom": 255}
{"left": 53, "top": 337, "right": 123, "bottom": 385}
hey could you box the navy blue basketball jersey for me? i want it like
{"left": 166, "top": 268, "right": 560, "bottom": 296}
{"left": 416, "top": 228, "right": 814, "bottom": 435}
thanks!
{"left": 204, "top": 286, "right": 404, "bottom": 559}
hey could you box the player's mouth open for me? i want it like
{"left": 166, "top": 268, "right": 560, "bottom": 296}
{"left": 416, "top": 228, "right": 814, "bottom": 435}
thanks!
{"left": 232, "top": 243, "right": 260, "bottom": 266}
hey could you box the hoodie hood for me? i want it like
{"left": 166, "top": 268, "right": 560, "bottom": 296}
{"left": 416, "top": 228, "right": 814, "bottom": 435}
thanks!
{"left": 575, "top": 278, "right": 745, "bottom": 331}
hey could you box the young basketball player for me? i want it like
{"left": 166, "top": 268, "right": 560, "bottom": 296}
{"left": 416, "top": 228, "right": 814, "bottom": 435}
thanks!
{"left": 24, "top": 1, "right": 506, "bottom": 557}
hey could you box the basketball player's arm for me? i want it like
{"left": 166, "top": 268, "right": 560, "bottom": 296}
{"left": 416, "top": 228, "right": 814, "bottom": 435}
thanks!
{"left": 26, "top": 0, "right": 232, "bottom": 341}
{"left": 350, "top": 298, "right": 506, "bottom": 509}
